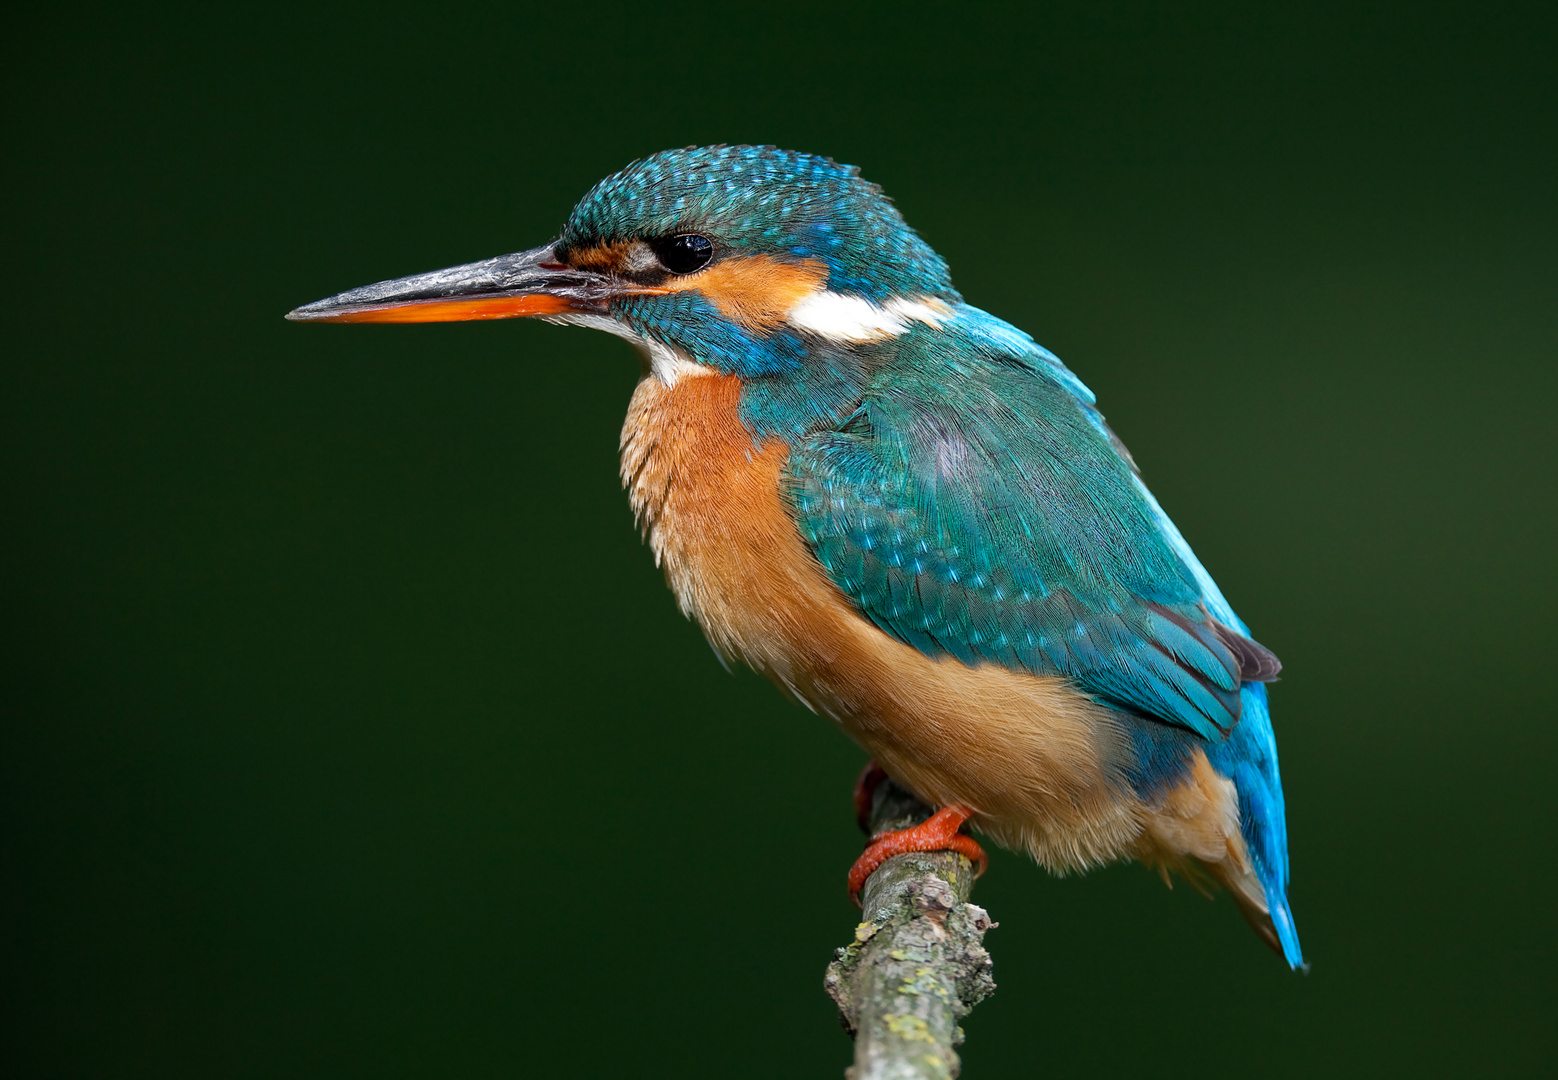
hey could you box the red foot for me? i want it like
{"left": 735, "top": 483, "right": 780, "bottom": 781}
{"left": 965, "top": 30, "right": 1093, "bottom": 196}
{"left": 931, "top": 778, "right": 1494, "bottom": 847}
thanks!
{"left": 848, "top": 804, "right": 988, "bottom": 906}
{"left": 853, "top": 760, "right": 890, "bottom": 834}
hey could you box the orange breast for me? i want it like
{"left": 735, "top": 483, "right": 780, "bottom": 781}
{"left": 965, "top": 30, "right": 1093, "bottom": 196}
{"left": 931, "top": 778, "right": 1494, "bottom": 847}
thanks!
{"left": 619, "top": 370, "right": 1253, "bottom": 881}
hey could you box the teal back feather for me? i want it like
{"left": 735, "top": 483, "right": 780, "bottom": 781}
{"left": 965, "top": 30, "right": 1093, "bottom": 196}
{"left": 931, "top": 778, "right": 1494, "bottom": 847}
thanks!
{"left": 784, "top": 305, "right": 1258, "bottom": 743}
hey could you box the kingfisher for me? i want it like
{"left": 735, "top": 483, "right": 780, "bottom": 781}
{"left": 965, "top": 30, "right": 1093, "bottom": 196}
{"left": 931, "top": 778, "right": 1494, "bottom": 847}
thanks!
{"left": 288, "top": 145, "right": 1303, "bottom": 968}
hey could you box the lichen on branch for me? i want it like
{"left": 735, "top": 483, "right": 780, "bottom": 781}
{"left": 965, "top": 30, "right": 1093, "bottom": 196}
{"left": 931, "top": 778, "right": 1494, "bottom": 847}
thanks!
{"left": 825, "top": 778, "right": 997, "bottom": 1080}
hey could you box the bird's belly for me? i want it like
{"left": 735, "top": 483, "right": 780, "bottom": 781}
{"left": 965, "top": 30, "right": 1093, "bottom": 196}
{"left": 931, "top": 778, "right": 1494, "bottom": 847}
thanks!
{"left": 620, "top": 370, "right": 1232, "bottom": 874}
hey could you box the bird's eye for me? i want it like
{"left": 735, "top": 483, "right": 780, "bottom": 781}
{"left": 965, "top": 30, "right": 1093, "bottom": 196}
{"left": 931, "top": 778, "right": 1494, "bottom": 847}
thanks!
{"left": 651, "top": 234, "right": 714, "bottom": 275}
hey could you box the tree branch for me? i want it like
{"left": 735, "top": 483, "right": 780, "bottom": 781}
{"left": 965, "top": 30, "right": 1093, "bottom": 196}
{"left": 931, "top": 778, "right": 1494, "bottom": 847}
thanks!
{"left": 825, "top": 778, "right": 997, "bottom": 1080}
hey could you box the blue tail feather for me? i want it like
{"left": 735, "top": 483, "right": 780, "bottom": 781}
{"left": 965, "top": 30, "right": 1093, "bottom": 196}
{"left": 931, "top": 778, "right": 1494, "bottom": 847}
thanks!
{"left": 1211, "top": 683, "right": 1304, "bottom": 968}
{"left": 1133, "top": 484, "right": 1303, "bottom": 968}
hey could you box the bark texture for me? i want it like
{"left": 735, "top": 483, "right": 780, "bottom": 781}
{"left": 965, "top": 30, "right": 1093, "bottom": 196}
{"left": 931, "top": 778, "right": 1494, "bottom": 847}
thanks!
{"left": 825, "top": 779, "right": 997, "bottom": 1080}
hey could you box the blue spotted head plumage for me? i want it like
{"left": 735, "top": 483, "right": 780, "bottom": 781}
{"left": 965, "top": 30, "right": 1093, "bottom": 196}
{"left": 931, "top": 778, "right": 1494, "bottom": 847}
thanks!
{"left": 549, "top": 145, "right": 963, "bottom": 431}
{"left": 528, "top": 146, "right": 964, "bottom": 436}
{"left": 558, "top": 145, "right": 956, "bottom": 303}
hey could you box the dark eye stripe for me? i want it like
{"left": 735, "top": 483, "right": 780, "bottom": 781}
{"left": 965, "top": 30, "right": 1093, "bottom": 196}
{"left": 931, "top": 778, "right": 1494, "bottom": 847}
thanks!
{"left": 651, "top": 234, "right": 714, "bottom": 275}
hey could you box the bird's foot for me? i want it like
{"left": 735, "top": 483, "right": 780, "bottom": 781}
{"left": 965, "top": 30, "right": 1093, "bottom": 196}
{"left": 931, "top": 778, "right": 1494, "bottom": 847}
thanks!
{"left": 848, "top": 803, "right": 987, "bottom": 906}
{"left": 852, "top": 759, "right": 890, "bottom": 834}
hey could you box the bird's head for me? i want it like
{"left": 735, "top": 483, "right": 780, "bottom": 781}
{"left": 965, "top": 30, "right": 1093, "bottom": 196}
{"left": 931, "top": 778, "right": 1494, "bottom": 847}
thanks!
{"left": 288, "top": 146, "right": 960, "bottom": 399}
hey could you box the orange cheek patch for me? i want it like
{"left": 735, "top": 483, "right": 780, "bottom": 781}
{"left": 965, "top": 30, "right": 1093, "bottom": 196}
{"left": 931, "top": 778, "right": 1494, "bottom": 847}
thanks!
{"left": 666, "top": 255, "right": 829, "bottom": 334}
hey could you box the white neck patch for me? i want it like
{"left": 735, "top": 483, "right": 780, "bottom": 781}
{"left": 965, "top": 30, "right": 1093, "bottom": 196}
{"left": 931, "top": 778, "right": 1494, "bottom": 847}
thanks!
{"left": 787, "top": 291, "right": 950, "bottom": 344}
{"left": 549, "top": 290, "right": 950, "bottom": 383}
{"left": 548, "top": 312, "right": 719, "bottom": 387}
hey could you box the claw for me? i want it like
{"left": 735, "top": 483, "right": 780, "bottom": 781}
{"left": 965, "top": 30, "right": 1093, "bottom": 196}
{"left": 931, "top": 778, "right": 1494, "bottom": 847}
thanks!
{"left": 847, "top": 804, "right": 987, "bottom": 905}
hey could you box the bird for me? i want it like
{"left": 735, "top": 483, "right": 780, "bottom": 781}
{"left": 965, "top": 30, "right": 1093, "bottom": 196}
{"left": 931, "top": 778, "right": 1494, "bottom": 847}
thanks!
{"left": 288, "top": 145, "right": 1303, "bottom": 968}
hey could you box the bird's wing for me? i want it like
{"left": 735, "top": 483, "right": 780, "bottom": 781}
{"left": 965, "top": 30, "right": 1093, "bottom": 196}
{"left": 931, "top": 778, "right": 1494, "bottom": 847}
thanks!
{"left": 784, "top": 310, "right": 1277, "bottom": 742}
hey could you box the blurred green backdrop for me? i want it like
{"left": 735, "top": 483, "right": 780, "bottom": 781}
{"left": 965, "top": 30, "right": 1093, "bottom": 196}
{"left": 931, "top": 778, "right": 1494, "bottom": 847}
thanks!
{"left": 4, "top": 2, "right": 1555, "bottom": 1076}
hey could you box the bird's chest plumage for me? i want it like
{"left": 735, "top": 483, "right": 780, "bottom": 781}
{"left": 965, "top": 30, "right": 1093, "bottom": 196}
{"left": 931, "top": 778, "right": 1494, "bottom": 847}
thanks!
{"left": 617, "top": 369, "right": 1162, "bottom": 873}
{"left": 619, "top": 369, "right": 837, "bottom": 685}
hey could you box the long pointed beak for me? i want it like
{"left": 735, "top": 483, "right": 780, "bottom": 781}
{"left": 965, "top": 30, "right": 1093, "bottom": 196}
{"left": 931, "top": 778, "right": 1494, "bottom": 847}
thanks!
{"left": 285, "top": 243, "right": 625, "bottom": 324}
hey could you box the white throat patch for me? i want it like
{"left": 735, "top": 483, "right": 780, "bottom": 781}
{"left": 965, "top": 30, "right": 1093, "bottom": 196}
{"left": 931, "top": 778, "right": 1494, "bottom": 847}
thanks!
{"left": 548, "top": 313, "right": 718, "bottom": 387}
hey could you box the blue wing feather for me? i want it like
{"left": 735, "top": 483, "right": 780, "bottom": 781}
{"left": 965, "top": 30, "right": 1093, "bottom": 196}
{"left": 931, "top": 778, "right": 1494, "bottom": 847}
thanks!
{"left": 785, "top": 307, "right": 1271, "bottom": 743}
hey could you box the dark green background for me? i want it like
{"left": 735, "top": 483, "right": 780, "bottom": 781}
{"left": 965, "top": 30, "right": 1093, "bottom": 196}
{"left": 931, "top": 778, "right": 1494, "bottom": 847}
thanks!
{"left": 5, "top": 2, "right": 1555, "bottom": 1076}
